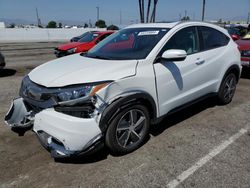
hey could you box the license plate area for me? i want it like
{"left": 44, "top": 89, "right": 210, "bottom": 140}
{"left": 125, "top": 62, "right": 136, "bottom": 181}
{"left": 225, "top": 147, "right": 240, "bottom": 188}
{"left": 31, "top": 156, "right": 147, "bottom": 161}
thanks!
{"left": 5, "top": 98, "right": 34, "bottom": 128}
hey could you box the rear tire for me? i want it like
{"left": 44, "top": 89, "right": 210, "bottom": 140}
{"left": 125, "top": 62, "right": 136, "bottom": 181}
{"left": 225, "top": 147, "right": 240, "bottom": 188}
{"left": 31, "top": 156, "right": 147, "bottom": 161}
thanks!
{"left": 217, "top": 73, "right": 237, "bottom": 105}
{"left": 105, "top": 104, "right": 150, "bottom": 155}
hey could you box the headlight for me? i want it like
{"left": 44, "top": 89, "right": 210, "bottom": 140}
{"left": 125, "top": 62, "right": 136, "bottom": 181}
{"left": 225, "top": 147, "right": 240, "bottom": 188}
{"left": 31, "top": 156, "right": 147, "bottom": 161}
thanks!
{"left": 67, "top": 47, "right": 77, "bottom": 54}
{"left": 56, "top": 82, "right": 110, "bottom": 103}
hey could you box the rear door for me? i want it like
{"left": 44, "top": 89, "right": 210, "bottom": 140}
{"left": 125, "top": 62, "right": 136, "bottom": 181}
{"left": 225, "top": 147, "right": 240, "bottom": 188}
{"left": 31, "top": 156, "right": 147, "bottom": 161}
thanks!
{"left": 197, "top": 26, "right": 231, "bottom": 90}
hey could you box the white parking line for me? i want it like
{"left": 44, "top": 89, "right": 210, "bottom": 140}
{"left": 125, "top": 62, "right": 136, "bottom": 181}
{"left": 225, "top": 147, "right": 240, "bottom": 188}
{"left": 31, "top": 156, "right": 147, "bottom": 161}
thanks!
{"left": 166, "top": 126, "right": 249, "bottom": 188}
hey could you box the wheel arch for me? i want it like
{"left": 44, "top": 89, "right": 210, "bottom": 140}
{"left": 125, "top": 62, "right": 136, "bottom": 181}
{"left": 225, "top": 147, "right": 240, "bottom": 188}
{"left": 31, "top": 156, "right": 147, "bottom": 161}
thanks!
{"left": 99, "top": 91, "right": 157, "bottom": 132}
{"left": 224, "top": 64, "right": 241, "bottom": 83}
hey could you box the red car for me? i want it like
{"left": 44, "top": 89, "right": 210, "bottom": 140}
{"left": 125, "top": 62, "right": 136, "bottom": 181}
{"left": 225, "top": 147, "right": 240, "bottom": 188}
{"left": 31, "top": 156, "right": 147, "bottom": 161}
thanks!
{"left": 55, "top": 31, "right": 114, "bottom": 57}
{"left": 227, "top": 27, "right": 241, "bottom": 41}
{"left": 236, "top": 32, "right": 250, "bottom": 67}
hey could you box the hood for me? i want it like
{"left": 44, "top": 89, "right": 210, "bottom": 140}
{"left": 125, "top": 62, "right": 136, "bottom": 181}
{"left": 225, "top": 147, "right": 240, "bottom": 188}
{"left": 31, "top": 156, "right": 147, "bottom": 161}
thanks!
{"left": 236, "top": 39, "right": 250, "bottom": 50}
{"left": 28, "top": 54, "right": 138, "bottom": 87}
{"left": 58, "top": 42, "right": 85, "bottom": 50}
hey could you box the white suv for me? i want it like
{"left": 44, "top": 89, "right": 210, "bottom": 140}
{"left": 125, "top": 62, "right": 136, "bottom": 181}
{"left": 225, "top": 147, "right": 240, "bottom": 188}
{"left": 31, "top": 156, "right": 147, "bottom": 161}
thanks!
{"left": 5, "top": 22, "right": 241, "bottom": 158}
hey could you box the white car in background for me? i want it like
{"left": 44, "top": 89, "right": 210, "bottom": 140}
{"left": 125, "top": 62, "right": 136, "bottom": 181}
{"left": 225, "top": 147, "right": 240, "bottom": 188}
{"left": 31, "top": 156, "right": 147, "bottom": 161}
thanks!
{"left": 5, "top": 22, "right": 241, "bottom": 158}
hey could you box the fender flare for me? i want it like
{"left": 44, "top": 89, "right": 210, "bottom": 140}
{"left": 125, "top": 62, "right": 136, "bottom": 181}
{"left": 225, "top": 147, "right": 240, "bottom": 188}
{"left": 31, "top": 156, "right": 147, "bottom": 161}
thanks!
{"left": 99, "top": 91, "right": 157, "bottom": 132}
{"left": 224, "top": 64, "right": 241, "bottom": 82}
{"left": 217, "top": 64, "right": 241, "bottom": 92}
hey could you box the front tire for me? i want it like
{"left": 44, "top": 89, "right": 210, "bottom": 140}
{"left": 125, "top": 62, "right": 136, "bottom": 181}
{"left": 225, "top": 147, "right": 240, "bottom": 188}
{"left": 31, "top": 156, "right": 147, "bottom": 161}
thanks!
{"left": 105, "top": 104, "right": 150, "bottom": 155}
{"left": 218, "top": 73, "right": 237, "bottom": 105}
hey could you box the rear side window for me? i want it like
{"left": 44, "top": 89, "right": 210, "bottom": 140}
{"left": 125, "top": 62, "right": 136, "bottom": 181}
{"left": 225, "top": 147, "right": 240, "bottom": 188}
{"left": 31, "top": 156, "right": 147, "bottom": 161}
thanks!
{"left": 199, "top": 26, "right": 230, "bottom": 50}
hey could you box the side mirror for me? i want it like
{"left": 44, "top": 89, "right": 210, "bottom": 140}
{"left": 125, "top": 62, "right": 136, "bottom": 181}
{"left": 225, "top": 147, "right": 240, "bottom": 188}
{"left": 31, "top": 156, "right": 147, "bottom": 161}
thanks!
{"left": 161, "top": 49, "right": 187, "bottom": 61}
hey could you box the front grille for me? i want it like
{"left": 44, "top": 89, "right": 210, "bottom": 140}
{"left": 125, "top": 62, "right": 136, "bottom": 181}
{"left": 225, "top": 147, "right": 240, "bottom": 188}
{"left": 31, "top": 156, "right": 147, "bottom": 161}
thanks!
{"left": 20, "top": 76, "right": 57, "bottom": 110}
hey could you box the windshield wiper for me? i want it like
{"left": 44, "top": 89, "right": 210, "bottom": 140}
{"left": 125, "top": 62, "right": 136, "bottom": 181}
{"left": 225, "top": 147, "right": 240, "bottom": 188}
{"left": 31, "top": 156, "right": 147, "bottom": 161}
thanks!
{"left": 82, "top": 53, "right": 111, "bottom": 60}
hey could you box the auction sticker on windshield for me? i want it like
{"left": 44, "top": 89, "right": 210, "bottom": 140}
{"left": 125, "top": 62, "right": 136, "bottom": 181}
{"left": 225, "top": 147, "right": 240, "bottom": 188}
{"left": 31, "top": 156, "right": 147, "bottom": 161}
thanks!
{"left": 138, "top": 31, "right": 159, "bottom": 36}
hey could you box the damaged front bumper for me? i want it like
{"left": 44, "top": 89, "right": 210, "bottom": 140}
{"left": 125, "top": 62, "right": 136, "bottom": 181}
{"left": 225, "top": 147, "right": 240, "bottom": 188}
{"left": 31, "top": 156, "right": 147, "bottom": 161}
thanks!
{"left": 5, "top": 98, "right": 34, "bottom": 134}
{"left": 4, "top": 97, "right": 103, "bottom": 158}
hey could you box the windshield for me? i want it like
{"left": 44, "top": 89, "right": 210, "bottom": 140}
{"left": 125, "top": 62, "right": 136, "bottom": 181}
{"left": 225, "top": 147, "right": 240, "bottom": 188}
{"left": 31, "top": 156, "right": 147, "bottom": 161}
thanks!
{"left": 77, "top": 32, "right": 90, "bottom": 38}
{"left": 242, "top": 32, "right": 250, "bottom": 40}
{"left": 85, "top": 27, "right": 170, "bottom": 60}
{"left": 78, "top": 32, "right": 100, "bottom": 42}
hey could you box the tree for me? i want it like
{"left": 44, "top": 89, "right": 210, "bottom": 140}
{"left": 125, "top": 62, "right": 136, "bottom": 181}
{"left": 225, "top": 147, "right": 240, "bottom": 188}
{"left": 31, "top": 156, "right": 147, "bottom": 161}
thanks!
{"left": 58, "top": 22, "right": 63, "bottom": 28}
{"left": 95, "top": 19, "right": 106, "bottom": 28}
{"left": 84, "top": 23, "right": 88, "bottom": 28}
{"left": 9, "top": 23, "right": 15, "bottom": 28}
{"left": 181, "top": 16, "right": 190, "bottom": 21}
{"left": 218, "top": 18, "right": 223, "bottom": 24}
{"left": 138, "top": 0, "right": 158, "bottom": 23}
{"left": 107, "top": 25, "right": 119, "bottom": 30}
{"left": 146, "top": 0, "right": 151, "bottom": 23}
{"left": 46, "top": 21, "right": 57, "bottom": 28}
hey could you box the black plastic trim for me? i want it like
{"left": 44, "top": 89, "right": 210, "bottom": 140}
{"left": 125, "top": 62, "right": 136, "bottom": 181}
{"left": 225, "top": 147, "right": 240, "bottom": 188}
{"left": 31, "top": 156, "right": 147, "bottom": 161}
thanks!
{"left": 99, "top": 92, "right": 157, "bottom": 132}
{"left": 219, "top": 64, "right": 241, "bottom": 85}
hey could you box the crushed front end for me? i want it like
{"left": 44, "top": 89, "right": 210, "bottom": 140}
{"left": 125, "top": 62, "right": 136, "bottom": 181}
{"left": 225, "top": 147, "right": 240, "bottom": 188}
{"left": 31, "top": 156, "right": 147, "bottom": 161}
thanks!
{"left": 4, "top": 76, "right": 108, "bottom": 158}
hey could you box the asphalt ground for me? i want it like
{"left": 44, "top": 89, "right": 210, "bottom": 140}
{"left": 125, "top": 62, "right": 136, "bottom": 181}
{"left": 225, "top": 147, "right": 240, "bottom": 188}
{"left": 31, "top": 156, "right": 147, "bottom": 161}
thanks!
{"left": 0, "top": 42, "right": 249, "bottom": 188}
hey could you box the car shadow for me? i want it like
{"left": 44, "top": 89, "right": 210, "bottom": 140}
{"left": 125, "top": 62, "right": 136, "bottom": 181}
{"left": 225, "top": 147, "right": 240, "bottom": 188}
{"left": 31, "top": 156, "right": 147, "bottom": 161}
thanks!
{"left": 56, "top": 97, "right": 217, "bottom": 164}
{"left": 241, "top": 67, "right": 250, "bottom": 79}
{"left": 54, "top": 146, "right": 110, "bottom": 164}
{"left": 160, "top": 60, "right": 184, "bottom": 90}
{"left": 0, "top": 69, "right": 16, "bottom": 77}
{"left": 150, "top": 97, "right": 217, "bottom": 136}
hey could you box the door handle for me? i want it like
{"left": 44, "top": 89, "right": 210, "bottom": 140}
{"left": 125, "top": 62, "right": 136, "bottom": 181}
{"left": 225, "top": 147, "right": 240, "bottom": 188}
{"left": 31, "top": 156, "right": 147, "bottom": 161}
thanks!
{"left": 195, "top": 59, "right": 205, "bottom": 65}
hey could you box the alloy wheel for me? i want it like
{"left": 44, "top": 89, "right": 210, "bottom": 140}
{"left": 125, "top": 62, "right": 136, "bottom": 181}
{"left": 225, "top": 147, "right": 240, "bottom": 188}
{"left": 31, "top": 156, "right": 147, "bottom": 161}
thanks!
{"left": 223, "top": 75, "right": 236, "bottom": 101}
{"left": 116, "top": 109, "right": 147, "bottom": 148}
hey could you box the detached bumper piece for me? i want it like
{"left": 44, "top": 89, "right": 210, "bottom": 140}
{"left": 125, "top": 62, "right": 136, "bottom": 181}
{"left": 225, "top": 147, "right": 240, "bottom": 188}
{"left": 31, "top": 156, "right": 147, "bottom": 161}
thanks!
{"left": 5, "top": 98, "right": 34, "bottom": 135}
{"left": 5, "top": 97, "right": 103, "bottom": 158}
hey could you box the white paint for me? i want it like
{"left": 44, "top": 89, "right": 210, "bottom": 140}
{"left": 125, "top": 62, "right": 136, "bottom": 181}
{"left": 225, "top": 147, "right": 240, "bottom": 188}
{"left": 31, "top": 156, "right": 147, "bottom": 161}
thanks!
{"left": 166, "top": 127, "right": 249, "bottom": 188}
{"left": 0, "top": 28, "right": 105, "bottom": 42}
{"left": 33, "top": 108, "right": 102, "bottom": 151}
{"left": 28, "top": 54, "right": 137, "bottom": 87}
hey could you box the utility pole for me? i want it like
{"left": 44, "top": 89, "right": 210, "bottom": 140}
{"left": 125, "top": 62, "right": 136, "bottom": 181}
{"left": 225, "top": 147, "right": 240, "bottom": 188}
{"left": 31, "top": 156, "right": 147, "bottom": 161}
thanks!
{"left": 248, "top": 13, "right": 250, "bottom": 24}
{"left": 96, "top": 6, "right": 100, "bottom": 21}
{"left": 202, "top": 0, "right": 206, "bottom": 21}
{"left": 36, "top": 8, "right": 42, "bottom": 27}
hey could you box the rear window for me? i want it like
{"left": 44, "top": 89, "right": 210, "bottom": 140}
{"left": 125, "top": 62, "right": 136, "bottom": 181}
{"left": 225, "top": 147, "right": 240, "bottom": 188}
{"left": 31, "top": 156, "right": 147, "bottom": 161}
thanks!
{"left": 199, "top": 26, "right": 230, "bottom": 50}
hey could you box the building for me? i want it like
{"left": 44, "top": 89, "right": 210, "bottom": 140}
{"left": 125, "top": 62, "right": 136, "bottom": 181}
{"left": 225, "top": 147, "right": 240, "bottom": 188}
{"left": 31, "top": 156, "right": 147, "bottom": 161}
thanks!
{"left": 0, "top": 22, "right": 6, "bottom": 29}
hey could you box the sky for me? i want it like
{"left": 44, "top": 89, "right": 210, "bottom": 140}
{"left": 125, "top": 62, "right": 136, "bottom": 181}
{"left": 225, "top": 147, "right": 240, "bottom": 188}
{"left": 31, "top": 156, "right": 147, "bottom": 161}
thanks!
{"left": 0, "top": 0, "right": 249, "bottom": 25}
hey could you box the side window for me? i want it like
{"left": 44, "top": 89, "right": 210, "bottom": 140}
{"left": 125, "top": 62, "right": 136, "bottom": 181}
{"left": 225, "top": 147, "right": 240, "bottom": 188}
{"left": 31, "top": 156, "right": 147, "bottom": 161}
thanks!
{"left": 98, "top": 34, "right": 109, "bottom": 42}
{"left": 199, "top": 26, "right": 230, "bottom": 50}
{"left": 160, "top": 26, "right": 199, "bottom": 55}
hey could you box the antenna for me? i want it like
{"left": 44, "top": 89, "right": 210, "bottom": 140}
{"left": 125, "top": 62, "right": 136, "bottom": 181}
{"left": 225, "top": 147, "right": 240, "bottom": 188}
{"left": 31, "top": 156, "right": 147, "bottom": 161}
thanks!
{"left": 36, "top": 8, "right": 42, "bottom": 27}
